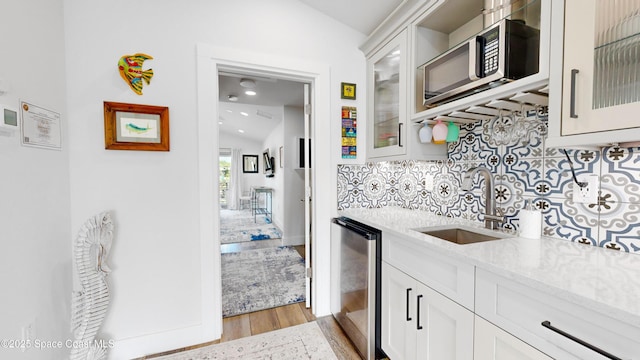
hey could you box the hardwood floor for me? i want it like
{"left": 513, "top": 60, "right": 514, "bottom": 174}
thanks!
{"left": 220, "top": 238, "right": 283, "bottom": 254}
{"left": 220, "top": 303, "right": 360, "bottom": 360}
{"left": 222, "top": 302, "right": 313, "bottom": 341}
{"left": 221, "top": 302, "right": 361, "bottom": 359}
{"left": 138, "top": 302, "right": 361, "bottom": 359}
{"left": 141, "top": 241, "right": 357, "bottom": 358}
{"left": 139, "top": 236, "right": 360, "bottom": 359}
{"left": 220, "top": 239, "right": 306, "bottom": 256}
{"left": 316, "top": 314, "right": 365, "bottom": 360}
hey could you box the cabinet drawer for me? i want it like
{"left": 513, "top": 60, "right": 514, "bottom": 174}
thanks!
{"left": 476, "top": 268, "right": 640, "bottom": 360}
{"left": 382, "top": 232, "right": 475, "bottom": 310}
{"left": 474, "top": 315, "right": 552, "bottom": 360}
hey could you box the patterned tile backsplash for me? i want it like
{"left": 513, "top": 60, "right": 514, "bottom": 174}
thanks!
{"left": 337, "top": 109, "right": 640, "bottom": 254}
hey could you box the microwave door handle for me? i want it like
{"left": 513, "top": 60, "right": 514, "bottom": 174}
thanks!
{"left": 468, "top": 36, "right": 482, "bottom": 81}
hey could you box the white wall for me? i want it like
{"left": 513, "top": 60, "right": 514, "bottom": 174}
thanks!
{"left": 283, "top": 106, "right": 306, "bottom": 245}
{"left": 219, "top": 132, "right": 265, "bottom": 194}
{"left": 0, "top": 0, "right": 71, "bottom": 359}
{"left": 224, "top": 106, "right": 306, "bottom": 245}
{"left": 262, "top": 118, "right": 285, "bottom": 230}
{"left": 63, "top": 0, "right": 366, "bottom": 358}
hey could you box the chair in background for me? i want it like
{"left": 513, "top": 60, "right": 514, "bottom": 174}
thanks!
{"left": 239, "top": 190, "right": 252, "bottom": 210}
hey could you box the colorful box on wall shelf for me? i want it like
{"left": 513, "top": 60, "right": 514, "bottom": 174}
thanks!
{"left": 341, "top": 106, "right": 357, "bottom": 159}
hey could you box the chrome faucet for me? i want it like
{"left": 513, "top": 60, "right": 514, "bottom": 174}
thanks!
{"left": 461, "top": 166, "right": 503, "bottom": 230}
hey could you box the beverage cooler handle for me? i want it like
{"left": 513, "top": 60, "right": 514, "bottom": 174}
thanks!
{"left": 541, "top": 321, "right": 622, "bottom": 360}
{"left": 398, "top": 123, "right": 403, "bottom": 147}
{"left": 332, "top": 218, "right": 375, "bottom": 239}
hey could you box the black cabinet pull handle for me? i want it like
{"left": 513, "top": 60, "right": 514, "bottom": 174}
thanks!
{"left": 416, "top": 294, "right": 423, "bottom": 330}
{"left": 406, "top": 288, "right": 412, "bottom": 321}
{"left": 541, "top": 321, "right": 622, "bottom": 360}
{"left": 570, "top": 69, "right": 579, "bottom": 118}
{"left": 398, "top": 123, "right": 404, "bottom": 147}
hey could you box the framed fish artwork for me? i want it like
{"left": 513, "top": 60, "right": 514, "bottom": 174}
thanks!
{"left": 103, "top": 101, "right": 169, "bottom": 151}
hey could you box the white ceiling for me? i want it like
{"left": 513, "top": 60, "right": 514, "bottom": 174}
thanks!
{"left": 218, "top": 73, "right": 305, "bottom": 142}
{"left": 218, "top": 1, "right": 400, "bottom": 142}
{"left": 297, "top": 0, "right": 404, "bottom": 35}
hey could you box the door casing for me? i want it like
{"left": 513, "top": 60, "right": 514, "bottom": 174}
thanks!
{"left": 196, "top": 43, "right": 332, "bottom": 341}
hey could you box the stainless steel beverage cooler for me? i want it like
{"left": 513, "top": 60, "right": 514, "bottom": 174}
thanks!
{"left": 331, "top": 217, "right": 384, "bottom": 359}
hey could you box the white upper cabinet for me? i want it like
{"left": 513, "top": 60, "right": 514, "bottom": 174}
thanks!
{"left": 367, "top": 29, "right": 409, "bottom": 159}
{"left": 365, "top": 29, "right": 448, "bottom": 161}
{"left": 361, "top": 0, "right": 553, "bottom": 161}
{"left": 547, "top": 0, "right": 640, "bottom": 147}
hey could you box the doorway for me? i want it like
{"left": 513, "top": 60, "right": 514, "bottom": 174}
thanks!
{"left": 195, "top": 44, "right": 332, "bottom": 340}
{"left": 217, "top": 68, "right": 313, "bottom": 319}
{"left": 219, "top": 149, "right": 231, "bottom": 209}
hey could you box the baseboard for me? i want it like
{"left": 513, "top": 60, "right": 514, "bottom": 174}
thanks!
{"left": 273, "top": 219, "right": 284, "bottom": 233}
{"left": 109, "top": 324, "right": 216, "bottom": 359}
{"left": 283, "top": 235, "right": 304, "bottom": 246}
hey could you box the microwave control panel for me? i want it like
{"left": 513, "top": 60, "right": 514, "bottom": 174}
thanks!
{"left": 482, "top": 27, "right": 500, "bottom": 76}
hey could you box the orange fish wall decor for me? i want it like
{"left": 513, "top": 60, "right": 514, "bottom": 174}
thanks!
{"left": 118, "top": 53, "right": 154, "bottom": 95}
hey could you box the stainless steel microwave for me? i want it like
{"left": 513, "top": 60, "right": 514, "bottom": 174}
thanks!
{"left": 422, "top": 19, "right": 540, "bottom": 106}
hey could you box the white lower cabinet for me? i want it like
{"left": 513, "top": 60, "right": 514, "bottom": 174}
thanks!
{"left": 382, "top": 232, "right": 475, "bottom": 310}
{"left": 475, "top": 268, "right": 640, "bottom": 360}
{"left": 379, "top": 232, "right": 637, "bottom": 360}
{"left": 381, "top": 261, "right": 474, "bottom": 360}
{"left": 474, "top": 315, "right": 552, "bottom": 360}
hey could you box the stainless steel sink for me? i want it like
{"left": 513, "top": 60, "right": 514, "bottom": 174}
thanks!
{"left": 417, "top": 227, "right": 504, "bottom": 245}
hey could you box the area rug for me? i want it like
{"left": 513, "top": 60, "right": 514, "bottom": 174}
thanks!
{"left": 220, "top": 209, "right": 283, "bottom": 244}
{"left": 222, "top": 246, "right": 305, "bottom": 317}
{"left": 154, "top": 322, "right": 337, "bottom": 359}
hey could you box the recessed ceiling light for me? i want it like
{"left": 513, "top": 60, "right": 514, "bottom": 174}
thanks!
{"left": 256, "top": 110, "right": 273, "bottom": 119}
{"left": 240, "top": 79, "right": 256, "bottom": 88}
{"left": 245, "top": 90, "right": 257, "bottom": 96}
{"left": 238, "top": 129, "right": 245, "bottom": 133}
{"left": 218, "top": 121, "right": 223, "bottom": 124}
{"left": 228, "top": 95, "right": 238, "bottom": 101}
{"left": 240, "top": 112, "right": 249, "bottom": 116}
{"left": 226, "top": 109, "right": 232, "bottom": 113}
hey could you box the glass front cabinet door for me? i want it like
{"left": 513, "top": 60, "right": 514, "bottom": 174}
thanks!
{"left": 367, "top": 29, "right": 408, "bottom": 159}
{"left": 561, "top": 0, "right": 640, "bottom": 136}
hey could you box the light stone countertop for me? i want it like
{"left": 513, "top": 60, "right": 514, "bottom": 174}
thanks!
{"left": 338, "top": 207, "right": 640, "bottom": 327}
